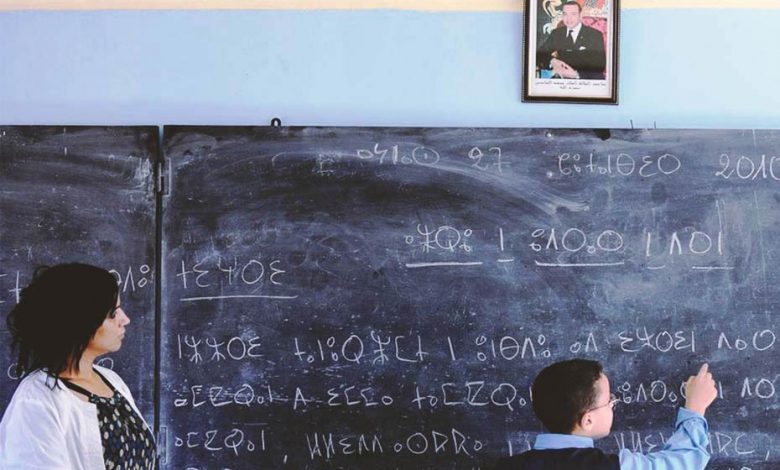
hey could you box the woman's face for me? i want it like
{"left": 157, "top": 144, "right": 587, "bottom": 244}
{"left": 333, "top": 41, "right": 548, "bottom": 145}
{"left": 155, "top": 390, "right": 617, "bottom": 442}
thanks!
{"left": 88, "top": 294, "right": 130, "bottom": 355}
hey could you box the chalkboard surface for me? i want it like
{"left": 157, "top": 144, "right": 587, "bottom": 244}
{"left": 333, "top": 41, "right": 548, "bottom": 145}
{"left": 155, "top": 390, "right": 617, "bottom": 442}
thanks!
{"left": 160, "top": 126, "right": 779, "bottom": 469}
{"left": 0, "top": 126, "right": 158, "bottom": 425}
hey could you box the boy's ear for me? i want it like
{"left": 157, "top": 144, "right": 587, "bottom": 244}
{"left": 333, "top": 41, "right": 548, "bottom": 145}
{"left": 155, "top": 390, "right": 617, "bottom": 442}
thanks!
{"left": 579, "top": 411, "right": 594, "bottom": 432}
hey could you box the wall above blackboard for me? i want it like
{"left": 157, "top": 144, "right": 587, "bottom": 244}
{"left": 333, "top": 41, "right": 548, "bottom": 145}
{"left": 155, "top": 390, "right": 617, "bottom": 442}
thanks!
{"left": 1, "top": 0, "right": 775, "bottom": 11}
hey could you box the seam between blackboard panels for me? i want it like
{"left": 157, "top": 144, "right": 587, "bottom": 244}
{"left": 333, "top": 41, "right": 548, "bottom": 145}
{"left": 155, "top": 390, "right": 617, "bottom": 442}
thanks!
{"left": 154, "top": 125, "right": 164, "bottom": 464}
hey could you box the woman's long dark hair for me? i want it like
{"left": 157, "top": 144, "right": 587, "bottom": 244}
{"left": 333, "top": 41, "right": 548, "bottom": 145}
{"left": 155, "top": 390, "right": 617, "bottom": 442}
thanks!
{"left": 6, "top": 263, "right": 119, "bottom": 380}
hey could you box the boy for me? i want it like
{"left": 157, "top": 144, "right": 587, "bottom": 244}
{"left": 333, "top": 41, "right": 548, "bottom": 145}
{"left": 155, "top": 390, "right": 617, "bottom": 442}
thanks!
{"left": 496, "top": 359, "right": 716, "bottom": 469}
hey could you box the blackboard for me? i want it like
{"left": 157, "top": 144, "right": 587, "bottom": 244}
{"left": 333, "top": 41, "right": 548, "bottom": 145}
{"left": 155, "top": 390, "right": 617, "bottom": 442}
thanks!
{"left": 0, "top": 126, "right": 158, "bottom": 425}
{"left": 159, "top": 126, "right": 779, "bottom": 469}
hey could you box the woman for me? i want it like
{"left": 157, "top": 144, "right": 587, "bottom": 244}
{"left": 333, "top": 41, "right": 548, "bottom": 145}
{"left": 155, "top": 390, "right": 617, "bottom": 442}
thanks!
{"left": 0, "top": 263, "right": 156, "bottom": 469}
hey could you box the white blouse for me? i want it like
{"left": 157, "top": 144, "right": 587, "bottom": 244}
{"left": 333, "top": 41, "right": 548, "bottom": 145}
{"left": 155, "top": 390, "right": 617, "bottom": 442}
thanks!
{"left": 0, "top": 365, "right": 152, "bottom": 470}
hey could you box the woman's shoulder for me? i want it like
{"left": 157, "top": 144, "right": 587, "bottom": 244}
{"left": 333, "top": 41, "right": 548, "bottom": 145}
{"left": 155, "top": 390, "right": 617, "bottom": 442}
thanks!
{"left": 14, "top": 369, "right": 64, "bottom": 393}
{"left": 6, "top": 370, "right": 69, "bottom": 408}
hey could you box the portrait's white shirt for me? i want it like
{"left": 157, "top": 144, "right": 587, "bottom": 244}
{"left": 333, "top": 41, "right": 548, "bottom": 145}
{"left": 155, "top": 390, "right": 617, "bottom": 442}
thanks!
{"left": 567, "top": 22, "right": 583, "bottom": 43}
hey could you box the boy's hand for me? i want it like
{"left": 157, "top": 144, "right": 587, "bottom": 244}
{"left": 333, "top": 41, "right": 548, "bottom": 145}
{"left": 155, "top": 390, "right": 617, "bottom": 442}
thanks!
{"left": 684, "top": 363, "right": 717, "bottom": 416}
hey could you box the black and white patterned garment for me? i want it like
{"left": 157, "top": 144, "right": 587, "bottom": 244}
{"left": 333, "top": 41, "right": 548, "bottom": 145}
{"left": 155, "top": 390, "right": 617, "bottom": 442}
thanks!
{"left": 62, "top": 370, "right": 156, "bottom": 470}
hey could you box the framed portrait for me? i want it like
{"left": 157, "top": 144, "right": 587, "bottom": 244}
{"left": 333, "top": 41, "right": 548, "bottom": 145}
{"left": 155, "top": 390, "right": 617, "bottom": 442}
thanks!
{"left": 523, "top": 0, "right": 619, "bottom": 104}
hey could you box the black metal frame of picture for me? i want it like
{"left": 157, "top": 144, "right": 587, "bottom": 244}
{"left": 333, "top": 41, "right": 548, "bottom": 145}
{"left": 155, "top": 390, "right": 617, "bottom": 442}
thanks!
{"left": 523, "top": 0, "right": 619, "bottom": 104}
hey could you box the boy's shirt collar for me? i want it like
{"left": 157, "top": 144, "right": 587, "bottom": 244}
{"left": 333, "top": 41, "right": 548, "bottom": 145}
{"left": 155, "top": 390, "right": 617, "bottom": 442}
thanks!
{"left": 534, "top": 433, "right": 595, "bottom": 450}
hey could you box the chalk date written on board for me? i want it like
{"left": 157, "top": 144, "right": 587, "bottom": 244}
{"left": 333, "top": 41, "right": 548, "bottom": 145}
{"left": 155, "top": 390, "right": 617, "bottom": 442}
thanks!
{"left": 715, "top": 153, "right": 780, "bottom": 181}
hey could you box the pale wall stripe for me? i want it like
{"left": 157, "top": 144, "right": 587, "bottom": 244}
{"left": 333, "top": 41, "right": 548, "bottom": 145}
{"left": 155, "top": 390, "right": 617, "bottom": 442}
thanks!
{"left": 1, "top": 0, "right": 779, "bottom": 11}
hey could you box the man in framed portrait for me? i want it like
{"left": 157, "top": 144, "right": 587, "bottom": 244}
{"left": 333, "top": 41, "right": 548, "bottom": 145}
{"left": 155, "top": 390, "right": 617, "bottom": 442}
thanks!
{"left": 536, "top": 0, "right": 606, "bottom": 80}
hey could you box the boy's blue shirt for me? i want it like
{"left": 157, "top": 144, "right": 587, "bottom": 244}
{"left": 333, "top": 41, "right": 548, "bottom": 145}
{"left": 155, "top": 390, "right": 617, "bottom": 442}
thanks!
{"left": 532, "top": 408, "right": 710, "bottom": 470}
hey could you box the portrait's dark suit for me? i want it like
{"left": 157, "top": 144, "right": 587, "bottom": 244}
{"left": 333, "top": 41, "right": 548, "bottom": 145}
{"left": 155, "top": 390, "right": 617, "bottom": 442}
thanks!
{"left": 536, "top": 24, "right": 606, "bottom": 80}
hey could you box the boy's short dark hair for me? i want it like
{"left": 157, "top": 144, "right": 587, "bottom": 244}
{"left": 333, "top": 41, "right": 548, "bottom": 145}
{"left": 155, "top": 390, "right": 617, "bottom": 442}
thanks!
{"left": 532, "top": 359, "right": 603, "bottom": 433}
